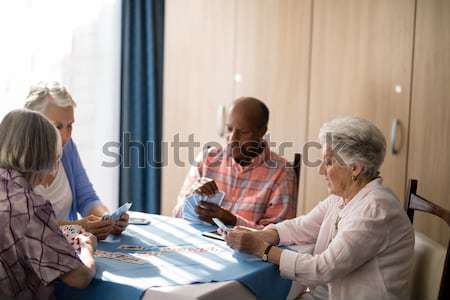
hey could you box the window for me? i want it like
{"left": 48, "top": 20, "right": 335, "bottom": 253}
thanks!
{"left": 0, "top": 0, "right": 121, "bottom": 210}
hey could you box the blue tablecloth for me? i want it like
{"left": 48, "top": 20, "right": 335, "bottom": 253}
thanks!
{"left": 55, "top": 215, "right": 292, "bottom": 300}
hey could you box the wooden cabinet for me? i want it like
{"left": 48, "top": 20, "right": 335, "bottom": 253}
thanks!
{"left": 163, "top": 0, "right": 312, "bottom": 215}
{"left": 163, "top": 0, "right": 449, "bottom": 246}
{"left": 407, "top": 0, "right": 450, "bottom": 246}
{"left": 162, "top": 0, "right": 235, "bottom": 215}
{"left": 303, "top": 0, "right": 416, "bottom": 213}
{"left": 233, "top": 0, "right": 312, "bottom": 212}
{"left": 234, "top": 0, "right": 311, "bottom": 157}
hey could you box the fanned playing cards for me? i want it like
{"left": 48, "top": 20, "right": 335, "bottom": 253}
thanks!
{"left": 60, "top": 224, "right": 86, "bottom": 254}
{"left": 182, "top": 191, "right": 225, "bottom": 224}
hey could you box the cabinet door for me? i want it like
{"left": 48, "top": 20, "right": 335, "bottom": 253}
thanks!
{"left": 162, "top": 0, "right": 235, "bottom": 215}
{"left": 234, "top": 0, "right": 312, "bottom": 215}
{"left": 408, "top": 0, "right": 450, "bottom": 246}
{"left": 304, "top": 0, "right": 415, "bottom": 212}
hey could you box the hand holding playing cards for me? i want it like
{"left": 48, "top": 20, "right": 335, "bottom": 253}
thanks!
{"left": 111, "top": 213, "right": 129, "bottom": 235}
{"left": 80, "top": 215, "right": 113, "bottom": 240}
{"left": 192, "top": 177, "right": 218, "bottom": 196}
{"left": 195, "top": 201, "right": 237, "bottom": 226}
{"left": 61, "top": 231, "right": 97, "bottom": 288}
{"left": 78, "top": 232, "right": 97, "bottom": 254}
{"left": 225, "top": 227, "right": 269, "bottom": 257}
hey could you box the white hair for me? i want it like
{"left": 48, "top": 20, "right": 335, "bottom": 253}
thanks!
{"left": 319, "top": 116, "right": 386, "bottom": 180}
{"left": 24, "top": 81, "right": 77, "bottom": 113}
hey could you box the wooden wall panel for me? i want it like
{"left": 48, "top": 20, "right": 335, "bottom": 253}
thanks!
{"left": 234, "top": 0, "right": 312, "bottom": 215}
{"left": 408, "top": 0, "right": 450, "bottom": 246}
{"left": 162, "top": 0, "right": 235, "bottom": 215}
{"left": 304, "top": 0, "right": 415, "bottom": 213}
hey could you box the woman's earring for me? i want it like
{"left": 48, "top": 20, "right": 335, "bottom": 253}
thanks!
{"left": 351, "top": 175, "right": 357, "bottom": 181}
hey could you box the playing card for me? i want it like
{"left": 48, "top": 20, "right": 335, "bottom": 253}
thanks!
{"left": 103, "top": 202, "right": 132, "bottom": 221}
{"left": 205, "top": 191, "right": 225, "bottom": 206}
{"left": 212, "top": 217, "right": 229, "bottom": 233}
{"left": 185, "top": 193, "right": 201, "bottom": 207}
{"left": 183, "top": 212, "right": 197, "bottom": 222}
{"left": 158, "top": 246, "right": 220, "bottom": 254}
{"left": 134, "top": 251, "right": 160, "bottom": 257}
{"left": 182, "top": 192, "right": 225, "bottom": 224}
{"left": 182, "top": 194, "right": 201, "bottom": 221}
{"left": 118, "top": 244, "right": 145, "bottom": 251}
{"left": 95, "top": 250, "right": 145, "bottom": 264}
{"left": 95, "top": 250, "right": 115, "bottom": 258}
{"left": 60, "top": 224, "right": 85, "bottom": 253}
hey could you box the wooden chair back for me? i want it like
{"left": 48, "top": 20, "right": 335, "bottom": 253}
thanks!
{"left": 405, "top": 179, "right": 450, "bottom": 300}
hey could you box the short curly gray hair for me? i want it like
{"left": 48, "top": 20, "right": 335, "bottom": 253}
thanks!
{"left": 24, "top": 81, "right": 77, "bottom": 113}
{"left": 319, "top": 116, "right": 386, "bottom": 180}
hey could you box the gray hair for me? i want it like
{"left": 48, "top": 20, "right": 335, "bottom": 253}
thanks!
{"left": 24, "top": 81, "right": 77, "bottom": 113}
{"left": 0, "top": 109, "right": 61, "bottom": 184}
{"left": 319, "top": 116, "right": 386, "bottom": 180}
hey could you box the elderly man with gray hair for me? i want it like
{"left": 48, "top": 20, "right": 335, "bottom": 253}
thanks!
{"left": 0, "top": 110, "right": 96, "bottom": 299}
{"left": 225, "top": 116, "right": 414, "bottom": 300}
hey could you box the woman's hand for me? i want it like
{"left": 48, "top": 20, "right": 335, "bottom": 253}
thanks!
{"left": 111, "top": 213, "right": 129, "bottom": 235}
{"left": 225, "top": 227, "right": 269, "bottom": 258}
{"left": 77, "top": 232, "right": 97, "bottom": 254}
{"left": 63, "top": 232, "right": 97, "bottom": 288}
{"left": 79, "top": 215, "right": 113, "bottom": 240}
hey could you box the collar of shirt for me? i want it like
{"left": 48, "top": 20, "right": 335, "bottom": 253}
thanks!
{"left": 229, "top": 141, "right": 272, "bottom": 173}
{"left": 0, "top": 168, "right": 31, "bottom": 189}
{"left": 337, "top": 177, "right": 384, "bottom": 216}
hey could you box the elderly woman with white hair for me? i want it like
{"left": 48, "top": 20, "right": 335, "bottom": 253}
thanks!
{"left": 24, "top": 82, "right": 128, "bottom": 240}
{"left": 0, "top": 110, "right": 96, "bottom": 299}
{"left": 225, "top": 117, "right": 414, "bottom": 300}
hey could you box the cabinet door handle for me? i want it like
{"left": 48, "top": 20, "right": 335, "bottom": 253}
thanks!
{"left": 390, "top": 118, "right": 400, "bottom": 155}
{"left": 217, "top": 105, "right": 226, "bottom": 138}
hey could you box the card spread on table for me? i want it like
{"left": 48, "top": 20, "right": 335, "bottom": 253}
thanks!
{"left": 95, "top": 250, "right": 145, "bottom": 264}
{"left": 96, "top": 245, "right": 222, "bottom": 264}
{"left": 159, "top": 245, "right": 220, "bottom": 253}
{"left": 182, "top": 191, "right": 225, "bottom": 223}
{"left": 118, "top": 244, "right": 146, "bottom": 251}
{"left": 132, "top": 245, "right": 221, "bottom": 258}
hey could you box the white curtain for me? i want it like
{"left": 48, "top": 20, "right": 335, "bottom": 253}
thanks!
{"left": 0, "top": 0, "right": 121, "bottom": 211}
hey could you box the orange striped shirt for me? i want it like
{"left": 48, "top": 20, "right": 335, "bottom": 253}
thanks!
{"left": 174, "top": 145, "right": 297, "bottom": 228}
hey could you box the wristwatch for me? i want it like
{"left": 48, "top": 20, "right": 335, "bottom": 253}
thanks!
{"left": 261, "top": 244, "right": 273, "bottom": 262}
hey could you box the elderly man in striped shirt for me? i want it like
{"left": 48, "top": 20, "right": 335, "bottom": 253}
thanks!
{"left": 173, "top": 97, "right": 297, "bottom": 229}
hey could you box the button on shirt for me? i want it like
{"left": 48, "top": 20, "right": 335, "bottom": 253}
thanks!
{"left": 174, "top": 145, "right": 297, "bottom": 228}
{"left": 267, "top": 178, "right": 414, "bottom": 300}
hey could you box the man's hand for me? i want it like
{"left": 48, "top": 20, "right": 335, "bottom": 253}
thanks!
{"left": 195, "top": 201, "right": 237, "bottom": 225}
{"left": 192, "top": 177, "right": 218, "bottom": 196}
{"left": 111, "top": 213, "right": 129, "bottom": 235}
{"left": 225, "top": 227, "right": 269, "bottom": 258}
{"left": 79, "top": 215, "right": 113, "bottom": 240}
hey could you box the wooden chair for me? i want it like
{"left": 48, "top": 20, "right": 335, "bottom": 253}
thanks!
{"left": 293, "top": 153, "right": 301, "bottom": 185}
{"left": 288, "top": 153, "right": 301, "bottom": 212}
{"left": 404, "top": 179, "right": 450, "bottom": 300}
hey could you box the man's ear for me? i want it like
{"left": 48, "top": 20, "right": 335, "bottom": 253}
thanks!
{"left": 258, "top": 126, "right": 267, "bottom": 139}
